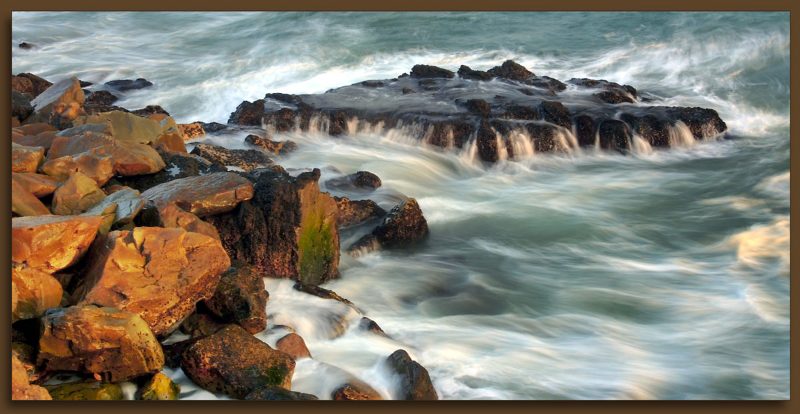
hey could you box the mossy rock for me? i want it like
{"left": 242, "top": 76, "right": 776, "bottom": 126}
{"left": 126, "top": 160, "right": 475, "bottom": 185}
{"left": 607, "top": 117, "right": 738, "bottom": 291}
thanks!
{"left": 136, "top": 372, "right": 180, "bottom": 400}
{"left": 46, "top": 381, "right": 124, "bottom": 400}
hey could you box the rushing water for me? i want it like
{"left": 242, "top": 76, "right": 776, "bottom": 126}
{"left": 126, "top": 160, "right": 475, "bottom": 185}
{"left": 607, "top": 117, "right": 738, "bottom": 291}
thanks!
{"left": 12, "top": 12, "right": 790, "bottom": 400}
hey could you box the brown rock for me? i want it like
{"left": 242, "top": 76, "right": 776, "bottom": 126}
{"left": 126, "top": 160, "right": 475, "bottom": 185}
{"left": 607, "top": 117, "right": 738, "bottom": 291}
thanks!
{"left": 244, "top": 134, "right": 297, "bottom": 155}
{"left": 51, "top": 171, "right": 107, "bottom": 215}
{"left": 46, "top": 381, "right": 124, "bottom": 400}
{"left": 348, "top": 198, "right": 429, "bottom": 255}
{"left": 154, "top": 131, "right": 187, "bottom": 153}
{"left": 204, "top": 264, "right": 268, "bottom": 334}
{"left": 116, "top": 150, "right": 226, "bottom": 192}
{"left": 332, "top": 380, "right": 383, "bottom": 401}
{"left": 334, "top": 196, "right": 386, "bottom": 228}
{"left": 179, "top": 312, "right": 227, "bottom": 338}
{"left": 77, "top": 226, "right": 231, "bottom": 336}
{"left": 11, "top": 354, "right": 52, "bottom": 400}
{"left": 41, "top": 149, "right": 115, "bottom": 186}
{"left": 11, "top": 266, "right": 63, "bottom": 321}
{"left": 29, "top": 76, "right": 85, "bottom": 126}
{"left": 180, "top": 324, "right": 296, "bottom": 399}
{"left": 11, "top": 75, "right": 34, "bottom": 96}
{"left": 386, "top": 349, "right": 438, "bottom": 400}
{"left": 178, "top": 122, "right": 205, "bottom": 140}
{"left": 38, "top": 305, "right": 164, "bottom": 382}
{"left": 11, "top": 178, "right": 51, "bottom": 217}
{"left": 12, "top": 172, "right": 59, "bottom": 197}
{"left": 16, "top": 73, "right": 53, "bottom": 98}
{"left": 74, "top": 110, "right": 171, "bottom": 145}
{"left": 81, "top": 187, "right": 145, "bottom": 226}
{"left": 11, "top": 143, "right": 44, "bottom": 173}
{"left": 147, "top": 203, "right": 221, "bottom": 240}
{"left": 48, "top": 133, "right": 166, "bottom": 176}
{"left": 245, "top": 386, "right": 318, "bottom": 401}
{"left": 141, "top": 172, "right": 254, "bottom": 217}
{"left": 12, "top": 129, "right": 58, "bottom": 150}
{"left": 190, "top": 143, "right": 273, "bottom": 172}
{"left": 15, "top": 122, "right": 57, "bottom": 136}
{"left": 275, "top": 333, "right": 311, "bottom": 359}
{"left": 11, "top": 215, "right": 102, "bottom": 272}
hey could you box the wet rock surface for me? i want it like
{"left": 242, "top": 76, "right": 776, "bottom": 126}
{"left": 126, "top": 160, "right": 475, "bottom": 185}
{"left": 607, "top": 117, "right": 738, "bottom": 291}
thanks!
{"left": 226, "top": 60, "right": 727, "bottom": 162}
{"left": 386, "top": 349, "right": 438, "bottom": 400}
{"left": 180, "top": 324, "right": 296, "bottom": 399}
{"left": 334, "top": 196, "right": 386, "bottom": 228}
{"left": 203, "top": 263, "right": 268, "bottom": 334}
{"left": 244, "top": 133, "right": 297, "bottom": 155}
{"left": 11, "top": 215, "right": 103, "bottom": 273}
{"left": 190, "top": 143, "right": 273, "bottom": 171}
{"left": 349, "top": 198, "right": 429, "bottom": 255}
{"left": 141, "top": 171, "right": 254, "bottom": 217}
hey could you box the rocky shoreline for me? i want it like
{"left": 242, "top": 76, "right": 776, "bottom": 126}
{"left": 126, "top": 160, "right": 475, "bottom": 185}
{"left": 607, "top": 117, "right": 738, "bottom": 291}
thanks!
{"left": 11, "top": 60, "right": 727, "bottom": 400}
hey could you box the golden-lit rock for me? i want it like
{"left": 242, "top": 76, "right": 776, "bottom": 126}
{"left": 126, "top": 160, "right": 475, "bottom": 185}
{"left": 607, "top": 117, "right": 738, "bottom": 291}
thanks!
{"left": 12, "top": 178, "right": 51, "bottom": 217}
{"left": 181, "top": 324, "right": 295, "bottom": 399}
{"left": 82, "top": 187, "right": 145, "bottom": 226}
{"left": 12, "top": 129, "right": 58, "bottom": 150}
{"left": 48, "top": 133, "right": 166, "bottom": 176}
{"left": 141, "top": 172, "right": 254, "bottom": 217}
{"left": 75, "top": 111, "right": 168, "bottom": 145}
{"left": 51, "top": 171, "right": 106, "bottom": 215}
{"left": 11, "top": 142, "right": 44, "bottom": 173}
{"left": 136, "top": 372, "right": 181, "bottom": 400}
{"left": 12, "top": 172, "right": 59, "bottom": 197}
{"left": 29, "top": 77, "right": 85, "bottom": 126}
{"left": 154, "top": 203, "right": 220, "bottom": 240}
{"left": 11, "top": 354, "right": 52, "bottom": 400}
{"left": 77, "top": 226, "right": 231, "bottom": 336}
{"left": 14, "top": 122, "right": 56, "bottom": 136}
{"left": 154, "top": 131, "right": 187, "bottom": 153}
{"left": 11, "top": 266, "right": 63, "bottom": 321}
{"left": 11, "top": 214, "right": 102, "bottom": 272}
{"left": 41, "top": 149, "right": 115, "bottom": 186}
{"left": 38, "top": 305, "right": 164, "bottom": 382}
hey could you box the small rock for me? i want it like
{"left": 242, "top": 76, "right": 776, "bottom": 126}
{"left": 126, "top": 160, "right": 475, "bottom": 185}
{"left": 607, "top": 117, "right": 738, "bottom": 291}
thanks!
{"left": 11, "top": 214, "right": 102, "bottom": 272}
{"left": 46, "top": 381, "right": 124, "bottom": 400}
{"left": 332, "top": 381, "right": 383, "bottom": 401}
{"left": 245, "top": 386, "right": 319, "bottom": 401}
{"left": 136, "top": 372, "right": 181, "bottom": 400}
{"left": 348, "top": 198, "right": 428, "bottom": 254}
{"left": 457, "top": 65, "right": 493, "bottom": 81}
{"left": 18, "top": 42, "right": 36, "bottom": 49}
{"left": 386, "top": 349, "right": 438, "bottom": 400}
{"left": 141, "top": 171, "right": 254, "bottom": 217}
{"left": 51, "top": 171, "right": 106, "bottom": 215}
{"left": 105, "top": 77, "right": 153, "bottom": 92}
{"left": 325, "top": 170, "right": 382, "bottom": 192}
{"left": 275, "top": 333, "right": 311, "bottom": 360}
{"left": 178, "top": 122, "right": 205, "bottom": 140}
{"left": 244, "top": 134, "right": 297, "bottom": 155}
{"left": 15, "top": 73, "right": 52, "bottom": 98}
{"left": 410, "top": 64, "right": 455, "bottom": 79}
{"left": 359, "top": 317, "right": 387, "bottom": 337}
{"left": 81, "top": 187, "right": 145, "bottom": 226}
{"left": 85, "top": 90, "right": 118, "bottom": 106}
{"left": 487, "top": 60, "right": 534, "bottom": 82}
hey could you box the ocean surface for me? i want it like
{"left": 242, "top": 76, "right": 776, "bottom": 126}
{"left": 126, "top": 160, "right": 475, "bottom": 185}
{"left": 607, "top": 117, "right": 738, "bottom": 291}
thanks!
{"left": 12, "top": 12, "right": 790, "bottom": 400}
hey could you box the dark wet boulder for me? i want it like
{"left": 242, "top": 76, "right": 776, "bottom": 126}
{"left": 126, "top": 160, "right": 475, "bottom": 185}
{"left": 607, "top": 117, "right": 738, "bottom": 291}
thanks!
{"left": 457, "top": 65, "right": 493, "bottom": 81}
{"left": 245, "top": 386, "right": 319, "bottom": 401}
{"left": 526, "top": 122, "right": 562, "bottom": 153}
{"left": 293, "top": 280, "right": 358, "bottom": 309}
{"left": 476, "top": 120, "right": 499, "bottom": 163}
{"left": 275, "top": 333, "right": 311, "bottom": 360}
{"left": 200, "top": 121, "right": 228, "bottom": 133}
{"left": 573, "top": 114, "right": 597, "bottom": 147}
{"left": 386, "top": 349, "right": 438, "bottom": 400}
{"left": 539, "top": 100, "right": 572, "bottom": 129}
{"left": 595, "top": 90, "right": 635, "bottom": 104}
{"left": 348, "top": 198, "right": 428, "bottom": 255}
{"left": 410, "top": 64, "right": 455, "bottom": 79}
{"left": 105, "top": 77, "right": 153, "bottom": 92}
{"left": 568, "top": 78, "right": 637, "bottom": 104}
{"left": 463, "top": 98, "right": 492, "bottom": 117}
{"left": 325, "top": 170, "right": 382, "bottom": 192}
{"left": 503, "top": 104, "right": 539, "bottom": 121}
{"left": 206, "top": 168, "right": 340, "bottom": 285}
{"left": 359, "top": 317, "right": 387, "bottom": 337}
{"left": 180, "top": 324, "right": 296, "bottom": 399}
{"left": 190, "top": 143, "right": 273, "bottom": 171}
{"left": 666, "top": 106, "right": 727, "bottom": 139}
{"left": 597, "top": 119, "right": 632, "bottom": 152}
{"left": 131, "top": 105, "right": 170, "bottom": 117}
{"left": 12, "top": 91, "right": 34, "bottom": 122}
{"left": 228, "top": 99, "right": 265, "bottom": 125}
{"left": 203, "top": 263, "right": 268, "bottom": 334}
{"left": 334, "top": 196, "right": 386, "bottom": 228}
{"left": 244, "top": 134, "right": 297, "bottom": 155}
{"left": 620, "top": 113, "right": 671, "bottom": 147}
{"left": 488, "top": 60, "right": 534, "bottom": 82}
{"left": 85, "top": 90, "right": 118, "bottom": 106}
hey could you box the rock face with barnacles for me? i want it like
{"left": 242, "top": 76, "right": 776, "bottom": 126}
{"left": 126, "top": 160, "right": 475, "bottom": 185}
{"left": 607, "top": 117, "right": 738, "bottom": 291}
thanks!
{"left": 228, "top": 60, "right": 727, "bottom": 162}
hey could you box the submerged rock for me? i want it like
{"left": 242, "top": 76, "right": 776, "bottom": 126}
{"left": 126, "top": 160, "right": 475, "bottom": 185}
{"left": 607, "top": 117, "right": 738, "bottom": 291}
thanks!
{"left": 386, "top": 349, "right": 438, "bottom": 400}
{"left": 275, "top": 333, "right": 311, "bottom": 360}
{"left": 244, "top": 134, "right": 297, "bottom": 155}
{"left": 76, "top": 226, "right": 231, "bottom": 336}
{"left": 38, "top": 305, "right": 164, "bottom": 382}
{"left": 348, "top": 198, "right": 428, "bottom": 255}
{"left": 105, "top": 77, "right": 153, "bottom": 92}
{"left": 334, "top": 196, "right": 386, "bottom": 228}
{"left": 325, "top": 170, "right": 382, "bottom": 192}
{"left": 207, "top": 168, "right": 340, "bottom": 285}
{"left": 180, "top": 324, "right": 296, "bottom": 399}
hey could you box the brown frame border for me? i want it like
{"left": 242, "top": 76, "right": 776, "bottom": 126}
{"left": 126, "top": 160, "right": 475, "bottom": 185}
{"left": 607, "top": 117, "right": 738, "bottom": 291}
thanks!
{"left": 2, "top": 1, "right": 795, "bottom": 413}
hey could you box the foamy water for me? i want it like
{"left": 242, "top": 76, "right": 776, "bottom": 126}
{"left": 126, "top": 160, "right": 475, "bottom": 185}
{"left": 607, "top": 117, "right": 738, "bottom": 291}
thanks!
{"left": 12, "top": 12, "right": 789, "bottom": 399}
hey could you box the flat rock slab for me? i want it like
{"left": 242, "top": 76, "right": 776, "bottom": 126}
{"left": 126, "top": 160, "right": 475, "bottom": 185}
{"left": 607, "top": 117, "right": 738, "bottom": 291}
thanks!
{"left": 38, "top": 305, "right": 163, "bottom": 382}
{"left": 141, "top": 172, "right": 254, "bottom": 217}
{"left": 77, "top": 226, "right": 231, "bottom": 336}
{"left": 190, "top": 143, "right": 273, "bottom": 172}
{"left": 11, "top": 215, "right": 103, "bottom": 272}
{"left": 181, "top": 324, "right": 295, "bottom": 399}
{"left": 82, "top": 187, "right": 144, "bottom": 226}
{"left": 12, "top": 173, "right": 59, "bottom": 197}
